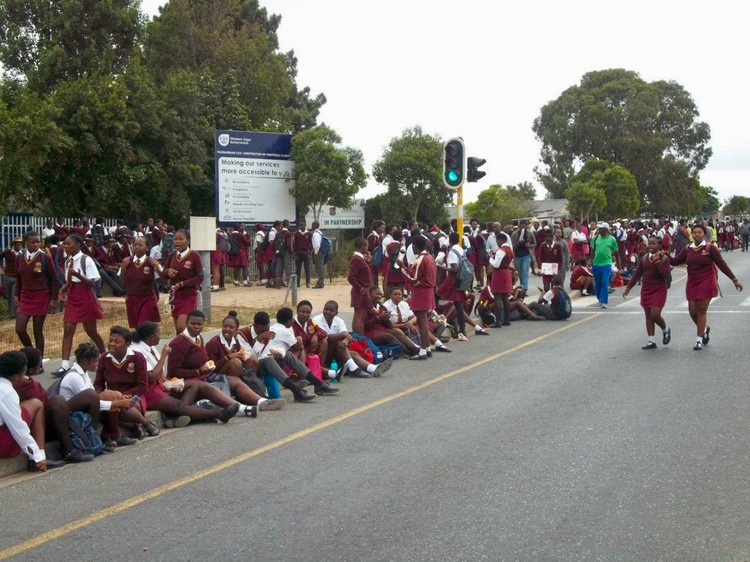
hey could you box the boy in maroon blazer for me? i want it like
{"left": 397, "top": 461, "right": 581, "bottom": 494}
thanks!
{"left": 348, "top": 238, "right": 372, "bottom": 335}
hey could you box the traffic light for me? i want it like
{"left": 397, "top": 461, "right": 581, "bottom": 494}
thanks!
{"left": 467, "top": 157, "right": 486, "bottom": 183}
{"left": 443, "top": 138, "right": 465, "bottom": 189}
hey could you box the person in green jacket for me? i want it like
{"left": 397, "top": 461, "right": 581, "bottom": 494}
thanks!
{"left": 590, "top": 222, "right": 619, "bottom": 308}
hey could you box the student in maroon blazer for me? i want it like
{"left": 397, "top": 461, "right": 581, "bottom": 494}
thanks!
{"left": 367, "top": 221, "right": 385, "bottom": 289}
{"left": 399, "top": 235, "right": 436, "bottom": 360}
{"left": 293, "top": 220, "right": 313, "bottom": 288}
{"left": 94, "top": 326, "right": 155, "bottom": 446}
{"left": 348, "top": 237, "right": 372, "bottom": 334}
{"left": 162, "top": 229, "right": 204, "bottom": 334}
{"left": 166, "top": 310, "right": 267, "bottom": 416}
{"left": 120, "top": 237, "right": 161, "bottom": 328}
{"left": 538, "top": 231, "right": 563, "bottom": 292}
{"left": 13, "top": 231, "right": 59, "bottom": 359}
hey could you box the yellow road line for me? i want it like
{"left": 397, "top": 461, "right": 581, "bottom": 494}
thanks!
{"left": 0, "top": 313, "right": 600, "bottom": 560}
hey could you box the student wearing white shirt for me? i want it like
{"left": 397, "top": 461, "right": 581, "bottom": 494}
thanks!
{"left": 263, "top": 308, "right": 339, "bottom": 395}
{"left": 0, "top": 351, "right": 50, "bottom": 471}
{"left": 383, "top": 289, "right": 451, "bottom": 351}
{"left": 311, "top": 220, "right": 325, "bottom": 289}
{"left": 55, "top": 234, "right": 106, "bottom": 376}
{"left": 312, "top": 300, "right": 394, "bottom": 378}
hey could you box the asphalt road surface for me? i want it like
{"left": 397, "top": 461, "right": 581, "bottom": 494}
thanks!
{"left": 2, "top": 252, "right": 750, "bottom": 561}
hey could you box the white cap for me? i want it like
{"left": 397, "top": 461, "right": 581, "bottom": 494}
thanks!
{"left": 598, "top": 222, "right": 610, "bottom": 230}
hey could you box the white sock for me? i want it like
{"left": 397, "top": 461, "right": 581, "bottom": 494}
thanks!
{"left": 419, "top": 347, "right": 428, "bottom": 356}
{"left": 648, "top": 336, "right": 656, "bottom": 344}
{"left": 61, "top": 360, "right": 70, "bottom": 369}
{"left": 435, "top": 341, "right": 446, "bottom": 348}
{"left": 366, "top": 364, "right": 376, "bottom": 374}
{"left": 346, "top": 359, "right": 358, "bottom": 372}
{"left": 696, "top": 336, "right": 702, "bottom": 343}
{"left": 663, "top": 327, "right": 669, "bottom": 334}
{"left": 235, "top": 403, "right": 255, "bottom": 416}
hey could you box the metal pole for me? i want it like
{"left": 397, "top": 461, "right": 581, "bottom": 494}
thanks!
{"left": 200, "top": 251, "right": 212, "bottom": 323}
{"left": 456, "top": 183, "right": 464, "bottom": 241}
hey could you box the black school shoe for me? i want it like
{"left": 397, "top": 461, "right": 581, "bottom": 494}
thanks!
{"left": 702, "top": 326, "right": 710, "bottom": 345}
{"left": 641, "top": 342, "right": 657, "bottom": 350}
{"left": 143, "top": 421, "right": 160, "bottom": 437}
{"left": 315, "top": 383, "right": 340, "bottom": 395}
{"left": 662, "top": 328, "right": 671, "bottom": 345}
{"left": 346, "top": 368, "right": 372, "bottom": 379}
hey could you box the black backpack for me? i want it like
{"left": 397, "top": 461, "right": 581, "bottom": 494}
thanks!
{"left": 227, "top": 235, "right": 239, "bottom": 257}
{"left": 553, "top": 288, "right": 572, "bottom": 320}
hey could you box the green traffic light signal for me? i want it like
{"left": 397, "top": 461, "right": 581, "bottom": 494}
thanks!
{"left": 443, "top": 138, "right": 465, "bottom": 189}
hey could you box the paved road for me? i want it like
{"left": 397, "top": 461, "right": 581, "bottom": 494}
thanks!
{"left": 2, "top": 252, "right": 750, "bottom": 561}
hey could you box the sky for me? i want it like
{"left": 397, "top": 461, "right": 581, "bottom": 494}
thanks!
{"left": 142, "top": 0, "right": 750, "bottom": 206}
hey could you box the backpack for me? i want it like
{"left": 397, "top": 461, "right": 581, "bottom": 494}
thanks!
{"left": 477, "top": 233, "right": 488, "bottom": 260}
{"left": 162, "top": 232, "right": 175, "bottom": 258}
{"left": 68, "top": 411, "right": 104, "bottom": 456}
{"left": 274, "top": 231, "right": 286, "bottom": 255}
{"left": 52, "top": 246, "right": 66, "bottom": 286}
{"left": 227, "top": 234, "right": 239, "bottom": 257}
{"left": 217, "top": 234, "right": 230, "bottom": 254}
{"left": 553, "top": 288, "right": 572, "bottom": 320}
{"left": 451, "top": 248, "right": 475, "bottom": 292}
{"left": 371, "top": 244, "right": 383, "bottom": 268}
{"left": 92, "top": 225, "right": 105, "bottom": 248}
{"left": 350, "top": 332, "right": 386, "bottom": 363}
{"left": 319, "top": 233, "right": 332, "bottom": 263}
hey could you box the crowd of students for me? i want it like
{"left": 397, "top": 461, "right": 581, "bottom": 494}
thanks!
{"left": 0, "top": 213, "right": 746, "bottom": 472}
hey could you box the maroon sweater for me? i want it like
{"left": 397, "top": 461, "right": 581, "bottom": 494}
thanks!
{"left": 205, "top": 335, "right": 242, "bottom": 371}
{"left": 294, "top": 230, "right": 312, "bottom": 253}
{"left": 1, "top": 249, "right": 20, "bottom": 277}
{"left": 94, "top": 351, "right": 149, "bottom": 397}
{"left": 539, "top": 242, "right": 563, "bottom": 270}
{"left": 123, "top": 257, "right": 157, "bottom": 296}
{"left": 164, "top": 249, "right": 204, "bottom": 297}
{"left": 347, "top": 254, "right": 372, "bottom": 293}
{"left": 166, "top": 333, "right": 210, "bottom": 380}
{"left": 13, "top": 251, "right": 60, "bottom": 300}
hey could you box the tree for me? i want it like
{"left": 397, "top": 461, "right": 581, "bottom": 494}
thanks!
{"left": 372, "top": 126, "right": 449, "bottom": 221}
{"left": 722, "top": 196, "right": 750, "bottom": 216}
{"left": 571, "top": 158, "right": 639, "bottom": 218}
{"left": 290, "top": 125, "right": 366, "bottom": 221}
{"left": 564, "top": 182, "right": 606, "bottom": 223}
{"left": 533, "top": 69, "right": 711, "bottom": 215}
{"left": 506, "top": 181, "right": 537, "bottom": 200}
{"left": 464, "top": 184, "right": 528, "bottom": 226}
{"left": 697, "top": 185, "right": 720, "bottom": 215}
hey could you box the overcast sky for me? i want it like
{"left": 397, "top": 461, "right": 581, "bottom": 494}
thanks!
{"left": 142, "top": 0, "right": 749, "bottom": 206}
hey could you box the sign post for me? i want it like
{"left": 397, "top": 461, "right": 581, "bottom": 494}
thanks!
{"left": 189, "top": 216, "right": 216, "bottom": 323}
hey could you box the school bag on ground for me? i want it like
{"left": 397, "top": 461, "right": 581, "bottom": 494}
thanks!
{"left": 451, "top": 248, "right": 475, "bottom": 291}
{"left": 68, "top": 411, "right": 104, "bottom": 456}
{"left": 554, "top": 288, "right": 572, "bottom": 320}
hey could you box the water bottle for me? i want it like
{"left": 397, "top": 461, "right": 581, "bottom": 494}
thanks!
{"left": 329, "top": 360, "right": 338, "bottom": 382}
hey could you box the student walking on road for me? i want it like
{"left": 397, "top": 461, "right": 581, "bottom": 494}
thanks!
{"left": 590, "top": 222, "right": 619, "bottom": 309}
{"left": 669, "top": 224, "right": 743, "bottom": 350}
{"left": 622, "top": 237, "right": 672, "bottom": 350}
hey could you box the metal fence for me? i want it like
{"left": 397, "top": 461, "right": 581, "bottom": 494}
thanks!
{"left": 0, "top": 214, "right": 121, "bottom": 249}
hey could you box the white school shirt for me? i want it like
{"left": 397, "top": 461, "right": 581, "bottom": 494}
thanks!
{"left": 150, "top": 245, "right": 162, "bottom": 261}
{"left": 0, "top": 378, "right": 45, "bottom": 462}
{"left": 570, "top": 230, "right": 587, "bottom": 244}
{"left": 489, "top": 245, "right": 511, "bottom": 268}
{"left": 60, "top": 363, "right": 112, "bottom": 411}
{"left": 268, "top": 323, "right": 298, "bottom": 353}
{"left": 446, "top": 244, "right": 463, "bottom": 266}
{"left": 253, "top": 231, "right": 265, "bottom": 251}
{"left": 312, "top": 229, "right": 322, "bottom": 254}
{"left": 312, "top": 313, "right": 348, "bottom": 334}
{"left": 64, "top": 251, "right": 101, "bottom": 283}
{"left": 241, "top": 326, "right": 269, "bottom": 359}
{"left": 42, "top": 227, "right": 56, "bottom": 239}
{"left": 405, "top": 244, "right": 417, "bottom": 265}
{"left": 381, "top": 234, "right": 393, "bottom": 254}
{"left": 130, "top": 341, "right": 160, "bottom": 372}
{"left": 382, "top": 299, "right": 414, "bottom": 324}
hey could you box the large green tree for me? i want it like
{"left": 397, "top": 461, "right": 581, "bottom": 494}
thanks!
{"left": 533, "top": 69, "right": 711, "bottom": 215}
{"left": 571, "top": 158, "right": 639, "bottom": 219}
{"left": 372, "top": 126, "right": 450, "bottom": 222}
{"left": 506, "top": 181, "right": 537, "bottom": 201}
{"left": 564, "top": 182, "right": 606, "bottom": 223}
{"left": 464, "top": 184, "right": 528, "bottom": 226}
{"left": 290, "top": 125, "right": 366, "bottom": 221}
{"left": 723, "top": 196, "right": 750, "bottom": 216}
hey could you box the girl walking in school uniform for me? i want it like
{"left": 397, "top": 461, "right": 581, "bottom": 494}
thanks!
{"left": 13, "top": 231, "right": 59, "bottom": 360}
{"left": 669, "top": 224, "right": 743, "bottom": 350}
{"left": 120, "top": 237, "right": 162, "bottom": 328}
{"left": 163, "top": 229, "right": 204, "bottom": 334}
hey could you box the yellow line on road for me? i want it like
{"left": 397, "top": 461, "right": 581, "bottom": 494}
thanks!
{"left": 0, "top": 313, "right": 600, "bottom": 560}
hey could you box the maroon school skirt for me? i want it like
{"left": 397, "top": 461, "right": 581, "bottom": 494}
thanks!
{"left": 141, "top": 385, "right": 169, "bottom": 412}
{"left": 64, "top": 282, "right": 104, "bottom": 323}
{"left": 18, "top": 289, "right": 50, "bottom": 316}
{"left": 640, "top": 282, "right": 667, "bottom": 309}
{"left": 170, "top": 291, "right": 198, "bottom": 319}
{"left": 350, "top": 287, "right": 371, "bottom": 309}
{"left": 686, "top": 269, "right": 718, "bottom": 301}
{"left": 490, "top": 268, "right": 512, "bottom": 294}
{"left": 126, "top": 293, "right": 161, "bottom": 328}
{"left": 0, "top": 407, "right": 30, "bottom": 458}
{"left": 436, "top": 271, "right": 464, "bottom": 302}
{"left": 410, "top": 287, "right": 435, "bottom": 312}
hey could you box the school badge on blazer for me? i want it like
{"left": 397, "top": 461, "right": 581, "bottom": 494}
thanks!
{"left": 34, "top": 262, "right": 43, "bottom": 273}
{"left": 127, "top": 362, "right": 136, "bottom": 372}
{"left": 144, "top": 267, "right": 151, "bottom": 275}
{"left": 185, "top": 261, "right": 192, "bottom": 268}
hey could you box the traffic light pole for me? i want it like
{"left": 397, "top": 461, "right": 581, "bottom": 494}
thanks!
{"left": 456, "top": 183, "right": 464, "bottom": 242}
